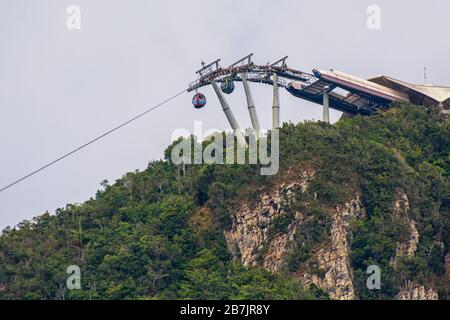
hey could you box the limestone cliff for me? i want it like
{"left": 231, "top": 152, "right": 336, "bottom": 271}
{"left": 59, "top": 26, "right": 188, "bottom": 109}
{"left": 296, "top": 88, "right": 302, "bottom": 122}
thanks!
{"left": 298, "top": 197, "right": 364, "bottom": 300}
{"left": 224, "top": 167, "right": 365, "bottom": 300}
{"left": 224, "top": 162, "right": 450, "bottom": 300}
{"left": 390, "top": 192, "right": 439, "bottom": 300}
{"left": 224, "top": 169, "right": 314, "bottom": 271}
{"left": 391, "top": 192, "right": 420, "bottom": 266}
{"left": 396, "top": 281, "right": 439, "bottom": 300}
{"left": 224, "top": 177, "right": 445, "bottom": 300}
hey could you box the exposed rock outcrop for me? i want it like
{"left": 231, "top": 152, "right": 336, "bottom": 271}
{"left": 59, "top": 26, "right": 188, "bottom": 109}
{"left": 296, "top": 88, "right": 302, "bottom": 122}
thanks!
{"left": 224, "top": 167, "right": 368, "bottom": 300}
{"left": 299, "top": 197, "right": 364, "bottom": 300}
{"left": 396, "top": 281, "right": 438, "bottom": 300}
{"left": 390, "top": 192, "right": 439, "bottom": 300}
{"left": 391, "top": 192, "right": 420, "bottom": 266}
{"left": 224, "top": 193, "right": 282, "bottom": 267}
{"left": 262, "top": 212, "right": 303, "bottom": 272}
{"left": 225, "top": 179, "right": 442, "bottom": 301}
{"left": 224, "top": 170, "right": 314, "bottom": 270}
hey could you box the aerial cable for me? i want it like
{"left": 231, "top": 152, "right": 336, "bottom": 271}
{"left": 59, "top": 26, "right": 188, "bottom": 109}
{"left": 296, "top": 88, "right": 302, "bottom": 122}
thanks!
{"left": 0, "top": 88, "right": 187, "bottom": 193}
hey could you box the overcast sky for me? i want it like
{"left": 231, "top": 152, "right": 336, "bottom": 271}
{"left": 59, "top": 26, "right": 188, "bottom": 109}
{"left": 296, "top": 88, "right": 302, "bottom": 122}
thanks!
{"left": 0, "top": 0, "right": 449, "bottom": 230}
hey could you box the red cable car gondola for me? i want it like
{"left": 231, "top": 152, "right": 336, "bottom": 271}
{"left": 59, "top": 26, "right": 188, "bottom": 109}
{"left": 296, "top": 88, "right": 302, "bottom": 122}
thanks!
{"left": 192, "top": 93, "right": 207, "bottom": 109}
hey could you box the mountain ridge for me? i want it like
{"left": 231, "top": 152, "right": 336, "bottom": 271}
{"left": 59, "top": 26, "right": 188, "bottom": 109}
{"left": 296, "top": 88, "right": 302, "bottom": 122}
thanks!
{"left": 1, "top": 103, "right": 448, "bottom": 300}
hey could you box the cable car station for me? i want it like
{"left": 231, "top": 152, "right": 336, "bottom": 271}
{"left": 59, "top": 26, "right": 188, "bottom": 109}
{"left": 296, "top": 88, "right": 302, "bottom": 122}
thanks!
{"left": 188, "top": 54, "right": 450, "bottom": 137}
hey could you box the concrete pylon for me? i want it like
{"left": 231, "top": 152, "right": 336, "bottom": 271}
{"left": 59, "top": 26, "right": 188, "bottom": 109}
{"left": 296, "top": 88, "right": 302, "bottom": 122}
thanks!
{"left": 272, "top": 73, "right": 280, "bottom": 129}
{"left": 241, "top": 73, "right": 261, "bottom": 139}
{"left": 323, "top": 92, "right": 330, "bottom": 123}
{"left": 210, "top": 80, "right": 247, "bottom": 148}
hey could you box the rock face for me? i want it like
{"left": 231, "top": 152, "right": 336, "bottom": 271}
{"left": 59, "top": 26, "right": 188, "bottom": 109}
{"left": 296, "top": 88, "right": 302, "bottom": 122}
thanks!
{"left": 299, "top": 197, "right": 364, "bottom": 300}
{"left": 224, "top": 168, "right": 366, "bottom": 300}
{"left": 225, "top": 180, "right": 439, "bottom": 301}
{"left": 390, "top": 192, "right": 438, "bottom": 300}
{"left": 396, "top": 281, "right": 439, "bottom": 300}
{"left": 224, "top": 170, "right": 314, "bottom": 271}
{"left": 391, "top": 192, "right": 419, "bottom": 266}
{"left": 224, "top": 192, "right": 284, "bottom": 268}
{"left": 262, "top": 212, "right": 303, "bottom": 273}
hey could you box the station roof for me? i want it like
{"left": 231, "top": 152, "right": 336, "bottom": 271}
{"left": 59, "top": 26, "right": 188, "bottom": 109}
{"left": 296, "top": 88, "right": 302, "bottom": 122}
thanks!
{"left": 368, "top": 76, "right": 450, "bottom": 110}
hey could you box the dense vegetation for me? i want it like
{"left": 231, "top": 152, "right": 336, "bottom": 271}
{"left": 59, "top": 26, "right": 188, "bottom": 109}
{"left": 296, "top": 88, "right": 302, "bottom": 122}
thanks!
{"left": 0, "top": 103, "right": 448, "bottom": 300}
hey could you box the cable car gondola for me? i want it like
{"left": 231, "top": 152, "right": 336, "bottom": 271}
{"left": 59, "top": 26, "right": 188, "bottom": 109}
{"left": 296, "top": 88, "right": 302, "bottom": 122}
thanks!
{"left": 221, "top": 78, "right": 235, "bottom": 94}
{"left": 192, "top": 93, "right": 207, "bottom": 109}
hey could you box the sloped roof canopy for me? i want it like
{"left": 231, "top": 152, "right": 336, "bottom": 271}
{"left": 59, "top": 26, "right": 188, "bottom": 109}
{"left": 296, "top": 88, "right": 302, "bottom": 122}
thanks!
{"left": 368, "top": 76, "right": 450, "bottom": 110}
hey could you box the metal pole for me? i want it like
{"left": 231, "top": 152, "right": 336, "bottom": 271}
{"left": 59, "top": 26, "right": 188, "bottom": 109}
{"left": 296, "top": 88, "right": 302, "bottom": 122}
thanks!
{"left": 272, "top": 73, "right": 280, "bottom": 129}
{"left": 241, "top": 73, "right": 261, "bottom": 139}
{"left": 323, "top": 92, "right": 330, "bottom": 123}
{"left": 210, "top": 80, "right": 247, "bottom": 148}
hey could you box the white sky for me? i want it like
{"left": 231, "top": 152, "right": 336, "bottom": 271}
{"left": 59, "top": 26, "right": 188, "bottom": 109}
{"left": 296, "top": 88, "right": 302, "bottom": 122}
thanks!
{"left": 1, "top": 0, "right": 449, "bottom": 230}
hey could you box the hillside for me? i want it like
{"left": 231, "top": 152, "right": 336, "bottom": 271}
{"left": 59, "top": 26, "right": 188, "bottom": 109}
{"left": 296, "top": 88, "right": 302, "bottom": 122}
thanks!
{"left": 0, "top": 103, "right": 448, "bottom": 300}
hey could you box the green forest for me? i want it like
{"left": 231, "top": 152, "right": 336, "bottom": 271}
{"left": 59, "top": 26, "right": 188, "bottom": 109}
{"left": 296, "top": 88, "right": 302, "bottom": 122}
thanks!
{"left": 0, "top": 103, "right": 448, "bottom": 300}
